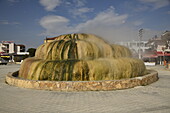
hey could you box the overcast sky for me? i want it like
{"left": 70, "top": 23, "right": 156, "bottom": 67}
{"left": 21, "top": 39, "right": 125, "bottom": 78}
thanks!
{"left": 0, "top": 0, "right": 170, "bottom": 49}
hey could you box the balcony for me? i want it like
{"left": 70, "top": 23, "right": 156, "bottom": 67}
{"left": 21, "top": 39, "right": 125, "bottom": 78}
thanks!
{"left": 2, "top": 47, "right": 9, "bottom": 51}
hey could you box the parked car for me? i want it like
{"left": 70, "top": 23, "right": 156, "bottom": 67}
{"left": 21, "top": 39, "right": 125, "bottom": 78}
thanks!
{"left": 0, "top": 57, "right": 8, "bottom": 65}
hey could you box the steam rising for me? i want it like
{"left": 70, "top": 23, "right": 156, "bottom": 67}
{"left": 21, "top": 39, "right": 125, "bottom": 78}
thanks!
{"left": 19, "top": 33, "right": 147, "bottom": 81}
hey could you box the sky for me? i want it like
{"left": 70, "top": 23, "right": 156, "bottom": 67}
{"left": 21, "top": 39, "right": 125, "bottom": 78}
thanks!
{"left": 0, "top": 0, "right": 170, "bottom": 49}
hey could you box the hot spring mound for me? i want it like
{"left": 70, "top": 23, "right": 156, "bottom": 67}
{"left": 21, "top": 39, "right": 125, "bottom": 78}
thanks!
{"left": 6, "top": 33, "right": 158, "bottom": 91}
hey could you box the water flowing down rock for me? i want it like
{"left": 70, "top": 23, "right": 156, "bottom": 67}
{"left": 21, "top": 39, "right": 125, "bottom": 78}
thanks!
{"left": 19, "top": 33, "right": 147, "bottom": 81}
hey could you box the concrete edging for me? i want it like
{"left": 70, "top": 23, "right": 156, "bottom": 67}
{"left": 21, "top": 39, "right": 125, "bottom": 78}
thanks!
{"left": 5, "top": 70, "right": 159, "bottom": 91}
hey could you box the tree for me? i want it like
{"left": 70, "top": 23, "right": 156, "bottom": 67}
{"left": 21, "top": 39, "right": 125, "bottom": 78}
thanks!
{"left": 27, "top": 48, "right": 36, "bottom": 57}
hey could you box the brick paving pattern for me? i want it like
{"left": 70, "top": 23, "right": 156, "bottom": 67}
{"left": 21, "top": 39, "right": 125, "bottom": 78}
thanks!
{"left": 0, "top": 64, "right": 170, "bottom": 113}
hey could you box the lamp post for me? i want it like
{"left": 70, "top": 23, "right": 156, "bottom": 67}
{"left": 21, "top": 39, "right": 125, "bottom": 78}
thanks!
{"left": 167, "top": 41, "right": 170, "bottom": 49}
{"left": 162, "top": 47, "right": 165, "bottom": 66}
{"left": 139, "top": 29, "right": 143, "bottom": 59}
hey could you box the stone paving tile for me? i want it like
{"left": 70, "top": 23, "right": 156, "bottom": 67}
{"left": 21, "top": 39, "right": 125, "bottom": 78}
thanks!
{"left": 0, "top": 64, "right": 170, "bottom": 113}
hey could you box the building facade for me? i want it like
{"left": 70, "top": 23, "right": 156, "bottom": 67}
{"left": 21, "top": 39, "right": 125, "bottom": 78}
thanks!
{"left": 0, "top": 41, "right": 29, "bottom": 62}
{"left": 115, "top": 40, "right": 150, "bottom": 58}
{"left": 116, "top": 31, "right": 170, "bottom": 65}
{"left": 0, "top": 41, "right": 16, "bottom": 54}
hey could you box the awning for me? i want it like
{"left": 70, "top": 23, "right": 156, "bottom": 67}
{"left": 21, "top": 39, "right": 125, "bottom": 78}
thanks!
{"left": 143, "top": 54, "right": 158, "bottom": 58}
{"left": 157, "top": 52, "right": 170, "bottom": 56}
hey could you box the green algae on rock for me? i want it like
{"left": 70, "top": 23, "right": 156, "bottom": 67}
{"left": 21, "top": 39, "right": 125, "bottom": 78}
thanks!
{"left": 19, "top": 33, "right": 147, "bottom": 81}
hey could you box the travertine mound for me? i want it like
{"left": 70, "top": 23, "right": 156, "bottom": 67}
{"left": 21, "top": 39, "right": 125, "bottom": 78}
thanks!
{"left": 19, "top": 33, "right": 146, "bottom": 81}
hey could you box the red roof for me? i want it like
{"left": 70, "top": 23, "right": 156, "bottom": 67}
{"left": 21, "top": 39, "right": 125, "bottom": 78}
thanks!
{"left": 45, "top": 37, "right": 57, "bottom": 40}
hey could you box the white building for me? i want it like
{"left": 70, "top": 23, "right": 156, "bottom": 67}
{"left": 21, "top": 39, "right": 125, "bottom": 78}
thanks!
{"left": 0, "top": 41, "right": 15, "bottom": 54}
{"left": 115, "top": 40, "right": 150, "bottom": 57}
{"left": 0, "top": 41, "right": 29, "bottom": 62}
{"left": 0, "top": 41, "right": 28, "bottom": 54}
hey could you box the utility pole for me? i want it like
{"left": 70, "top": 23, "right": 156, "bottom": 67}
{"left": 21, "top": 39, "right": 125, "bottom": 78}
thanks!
{"left": 139, "top": 29, "right": 143, "bottom": 59}
{"left": 167, "top": 41, "right": 170, "bottom": 49}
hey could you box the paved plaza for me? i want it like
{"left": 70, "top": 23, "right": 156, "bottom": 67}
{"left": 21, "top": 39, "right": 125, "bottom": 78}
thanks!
{"left": 0, "top": 64, "right": 170, "bottom": 113}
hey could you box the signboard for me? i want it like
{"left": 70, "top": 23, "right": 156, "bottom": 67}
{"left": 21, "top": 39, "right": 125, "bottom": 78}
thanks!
{"left": 0, "top": 55, "right": 10, "bottom": 58}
